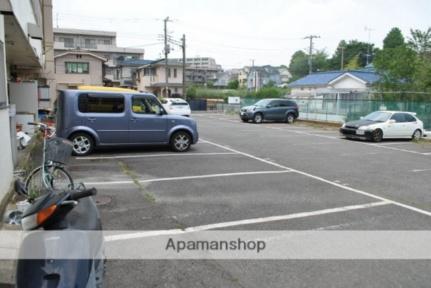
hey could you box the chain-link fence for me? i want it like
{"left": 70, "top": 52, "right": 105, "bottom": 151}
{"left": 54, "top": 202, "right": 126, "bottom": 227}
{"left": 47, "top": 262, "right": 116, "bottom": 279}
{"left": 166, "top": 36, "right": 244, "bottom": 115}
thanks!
{"left": 192, "top": 96, "right": 431, "bottom": 129}
{"left": 294, "top": 99, "right": 431, "bottom": 129}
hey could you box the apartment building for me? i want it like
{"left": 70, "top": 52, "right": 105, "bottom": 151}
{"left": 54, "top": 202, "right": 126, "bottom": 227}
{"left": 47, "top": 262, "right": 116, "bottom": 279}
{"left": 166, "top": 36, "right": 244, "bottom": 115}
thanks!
{"left": 136, "top": 59, "right": 184, "bottom": 97}
{"left": 53, "top": 28, "right": 145, "bottom": 87}
{"left": 0, "top": 0, "right": 53, "bottom": 212}
{"left": 172, "top": 57, "right": 222, "bottom": 85}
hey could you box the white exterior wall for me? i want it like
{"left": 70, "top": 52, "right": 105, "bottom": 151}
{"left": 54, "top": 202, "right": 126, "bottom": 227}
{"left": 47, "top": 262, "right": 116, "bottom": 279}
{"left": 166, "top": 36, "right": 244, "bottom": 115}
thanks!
{"left": 0, "top": 14, "right": 14, "bottom": 203}
{"left": 330, "top": 77, "right": 367, "bottom": 90}
{"left": 10, "top": 0, "right": 43, "bottom": 64}
{"left": 138, "top": 66, "right": 183, "bottom": 91}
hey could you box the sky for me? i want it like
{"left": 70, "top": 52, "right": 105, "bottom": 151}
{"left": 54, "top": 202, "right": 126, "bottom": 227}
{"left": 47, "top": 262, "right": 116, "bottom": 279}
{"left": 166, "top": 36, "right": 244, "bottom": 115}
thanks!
{"left": 52, "top": 0, "right": 431, "bottom": 69}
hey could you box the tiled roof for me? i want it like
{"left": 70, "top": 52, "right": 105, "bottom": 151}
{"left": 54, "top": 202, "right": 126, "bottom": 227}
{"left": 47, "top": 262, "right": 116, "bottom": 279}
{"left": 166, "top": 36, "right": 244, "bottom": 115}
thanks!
{"left": 289, "top": 70, "right": 380, "bottom": 87}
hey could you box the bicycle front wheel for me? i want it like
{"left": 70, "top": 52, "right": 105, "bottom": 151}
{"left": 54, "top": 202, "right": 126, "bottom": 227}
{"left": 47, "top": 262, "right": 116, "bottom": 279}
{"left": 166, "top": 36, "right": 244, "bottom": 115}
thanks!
{"left": 25, "top": 165, "right": 74, "bottom": 196}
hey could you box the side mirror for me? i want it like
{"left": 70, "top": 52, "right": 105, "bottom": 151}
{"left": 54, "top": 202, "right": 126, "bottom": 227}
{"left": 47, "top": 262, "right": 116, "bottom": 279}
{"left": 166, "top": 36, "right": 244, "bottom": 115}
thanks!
{"left": 360, "top": 116, "right": 364, "bottom": 120}
{"left": 389, "top": 119, "right": 396, "bottom": 124}
{"left": 266, "top": 105, "right": 272, "bottom": 108}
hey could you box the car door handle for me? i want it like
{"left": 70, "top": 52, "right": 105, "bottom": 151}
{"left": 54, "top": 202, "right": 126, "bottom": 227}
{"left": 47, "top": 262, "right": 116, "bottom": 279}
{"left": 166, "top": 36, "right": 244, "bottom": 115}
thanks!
{"left": 130, "top": 118, "right": 137, "bottom": 122}
{"left": 87, "top": 117, "right": 96, "bottom": 122}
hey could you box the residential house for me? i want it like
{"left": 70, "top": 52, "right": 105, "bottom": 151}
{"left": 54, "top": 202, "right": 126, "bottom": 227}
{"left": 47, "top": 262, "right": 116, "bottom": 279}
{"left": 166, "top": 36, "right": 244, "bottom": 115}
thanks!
{"left": 136, "top": 59, "right": 184, "bottom": 97}
{"left": 238, "top": 67, "right": 250, "bottom": 88}
{"left": 213, "top": 69, "right": 240, "bottom": 88}
{"left": 172, "top": 57, "right": 222, "bottom": 85}
{"left": 53, "top": 28, "right": 145, "bottom": 87}
{"left": 0, "top": 0, "right": 53, "bottom": 208}
{"left": 288, "top": 69, "right": 380, "bottom": 99}
{"left": 54, "top": 50, "right": 106, "bottom": 89}
{"left": 114, "top": 59, "right": 153, "bottom": 89}
{"left": 247, "top": 66, "right": 284, "bottom": 90}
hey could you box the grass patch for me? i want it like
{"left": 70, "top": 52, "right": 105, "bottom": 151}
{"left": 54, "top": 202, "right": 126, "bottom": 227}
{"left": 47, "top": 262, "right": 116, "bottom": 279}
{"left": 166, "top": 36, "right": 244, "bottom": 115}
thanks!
{"left": 118, "top": 161, "right": 156, "bottom": 203}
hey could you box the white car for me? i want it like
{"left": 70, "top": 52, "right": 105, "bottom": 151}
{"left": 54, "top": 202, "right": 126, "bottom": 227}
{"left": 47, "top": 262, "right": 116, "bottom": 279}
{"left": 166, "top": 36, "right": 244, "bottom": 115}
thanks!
{"left": 340, "top": 111, "right": 424, "bottom": 142}
{"left": 161, "top": 98, "right": 191, "bottom": 117}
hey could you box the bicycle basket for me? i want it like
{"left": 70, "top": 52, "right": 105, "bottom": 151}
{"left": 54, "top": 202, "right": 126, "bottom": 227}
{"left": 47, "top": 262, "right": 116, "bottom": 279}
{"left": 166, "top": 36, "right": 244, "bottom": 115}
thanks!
{"left": 45, "top": 137, "right": 73, "bottom": 164}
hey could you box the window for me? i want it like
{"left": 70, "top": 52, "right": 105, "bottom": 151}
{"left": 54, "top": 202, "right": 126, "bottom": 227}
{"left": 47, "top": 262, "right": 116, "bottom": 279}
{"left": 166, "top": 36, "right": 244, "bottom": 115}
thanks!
{"left": 174, "top": 68, "right": 177, "bottom": 78}
{"left": 132, "top": 96, "right": 163, "bottom": 114}
{"left": 84, "top": 38, "right": 96, "bottom": 49}
{"left": 404, "top": 113, "right": 417, "bottom": 122}
{"left": 78, "top": 94, "right": 125, "bottom": 113}
{"left": 143, "top": 68, "right": 156, "bottom": 76}
{"left": 65, "top": 62, "right": 89, "bottom": 74}
{"left": 168, "top": 68, "right": 171, "bottom": 78}
{"left": 269, "top": 100, "right": 281, "bottom": 107}
{"left": 63, "top": 37, "right": 74, "bottom": 48}
{"left": 391, "top": 113, "right": 406, "bottom": 123}
{"left": 103, "top": 39, "right": 111, "bottom": 45}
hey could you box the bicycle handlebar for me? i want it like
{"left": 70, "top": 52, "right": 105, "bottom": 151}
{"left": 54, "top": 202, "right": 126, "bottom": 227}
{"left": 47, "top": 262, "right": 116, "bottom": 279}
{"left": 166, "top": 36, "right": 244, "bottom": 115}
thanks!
{"left": 69, "top": 188, "right": 97, "bottom": 201}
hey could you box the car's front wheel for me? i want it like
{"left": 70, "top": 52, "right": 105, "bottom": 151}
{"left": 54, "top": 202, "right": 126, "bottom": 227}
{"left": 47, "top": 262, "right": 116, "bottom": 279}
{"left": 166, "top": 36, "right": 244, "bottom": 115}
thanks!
{"left": 171, "top": 131, "right": 192, "bottom": 152}
{"left": 371, "top": 129, "right": 383, "bottom": 142}
{"left": 412, "top": 129, "right": 422, "bottom": 141}
{"left": 285, "top": 113, "right": 295, "bottom": 124}
{"left": 253, "top": 113, "right": 263, "bottom": 124}
{"left": 70, "top": 132, "right": 94, "bottom": 156}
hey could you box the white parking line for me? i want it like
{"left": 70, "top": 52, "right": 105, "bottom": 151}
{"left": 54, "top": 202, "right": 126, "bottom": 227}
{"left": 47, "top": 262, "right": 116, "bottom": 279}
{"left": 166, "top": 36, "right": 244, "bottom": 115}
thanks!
{"left": 367, "top": 144, "right": 428, "bottom": 155}
{"left": 375, "top": 142, "right": 412, "bottom": 146}
{"left": 201, "top": 138, "right": 431, "bottom": 217}
{"left": 85, "top": 170, "right": 292, "bottom": 186}
{"left": 411, "top": 168, "right": 431, "bottom": 173}
{"left": 75, "top": 152, "right": 237, "bottom": 160}
{"left": 105, "top": 201, "right": 390, "bottom": 241}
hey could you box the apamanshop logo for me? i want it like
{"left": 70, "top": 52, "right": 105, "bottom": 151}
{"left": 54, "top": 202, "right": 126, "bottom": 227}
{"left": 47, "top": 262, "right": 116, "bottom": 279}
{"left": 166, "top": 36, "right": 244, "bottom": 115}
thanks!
{"left": 165, "top": 237, "right": 266, "bottom": 253}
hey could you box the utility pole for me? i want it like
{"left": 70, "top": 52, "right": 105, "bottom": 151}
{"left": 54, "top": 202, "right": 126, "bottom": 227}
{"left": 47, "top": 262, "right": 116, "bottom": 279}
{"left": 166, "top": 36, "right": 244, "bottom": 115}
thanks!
{"left": 181, "top": 34, "right": 186, "bottom": 99}
{"left": 164, "top": 17, "right": 171, "bottom": 97}
{"left": 365, "top": 26, "right": 374, "bottom": 66}
{"left": 304, "top": 35, "right": 320, "bottom": 74}
{"left": 251, "top": 59, "right": 258, "bottom": 92}
{"left": 340, "top": 45, "right": 345, "bottom": 71}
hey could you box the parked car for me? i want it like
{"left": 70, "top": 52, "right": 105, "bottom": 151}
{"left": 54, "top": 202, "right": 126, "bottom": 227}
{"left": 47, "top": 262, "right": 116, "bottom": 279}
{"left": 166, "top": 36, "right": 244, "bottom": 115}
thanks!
{"left": 161, "top": 98, "right": 191, "bottom": 117}
{"left": 340, "top": 111, "right": 424, "bottom": 142}
{"left": 240, "top": 99, "right": 299, "bottom": 124}
{"left": 56, "top": 87, "right": 198, "bottom": 155}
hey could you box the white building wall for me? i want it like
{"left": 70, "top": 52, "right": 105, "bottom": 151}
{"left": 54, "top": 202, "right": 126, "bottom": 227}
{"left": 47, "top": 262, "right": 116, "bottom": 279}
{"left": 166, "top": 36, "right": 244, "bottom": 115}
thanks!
{"left": 330, "top": 77, "right": 367, "bottom": 90}
{"left": 0, "top": 14, "right": 14, "bottom": 203}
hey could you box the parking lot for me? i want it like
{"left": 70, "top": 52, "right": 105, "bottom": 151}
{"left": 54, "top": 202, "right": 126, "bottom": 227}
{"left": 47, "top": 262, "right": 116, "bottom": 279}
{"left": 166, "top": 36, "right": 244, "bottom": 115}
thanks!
{"left": 69, "top": 112, "right": 431, "bottom": 287}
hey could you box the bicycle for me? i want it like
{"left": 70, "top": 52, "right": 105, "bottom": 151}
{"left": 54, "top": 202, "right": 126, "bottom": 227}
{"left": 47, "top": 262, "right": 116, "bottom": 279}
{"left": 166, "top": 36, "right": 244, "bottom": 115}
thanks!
{"left": 24, "top": 122, "right": 75, "bottom": 199}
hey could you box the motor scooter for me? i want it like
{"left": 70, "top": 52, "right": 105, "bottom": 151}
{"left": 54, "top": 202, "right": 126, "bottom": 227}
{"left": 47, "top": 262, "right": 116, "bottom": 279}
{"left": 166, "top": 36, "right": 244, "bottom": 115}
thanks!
{"left": 14, "top": 181, "right": 104, "bottom": 288}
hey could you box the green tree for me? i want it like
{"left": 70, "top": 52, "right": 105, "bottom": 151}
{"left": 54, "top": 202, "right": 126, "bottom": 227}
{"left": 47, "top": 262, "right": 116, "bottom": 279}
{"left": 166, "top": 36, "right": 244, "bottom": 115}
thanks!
{"left": 227, "top": 79, "right": 239, "bottom": 89}
{"left": 313, "top": 50, "right": 329, "bottom": 72}
{"left": 383, "top": 27, "right": 405, "bottom": 49}
{"left": 345, "top": 54, "right": 360, "bottom": 70}
{"left": 408, "top": 28, "right": 431, "bottom": 59}
{"left": 288, "top": 50, "right": 309, "bottom": 80}
{"left": 373, "top": 45, "right": 417, "bottom": 89}
{"left": 186, "top": 85, "right": 197, "bottom": 99}
{"left": 288, "top": 50, "right": 329, "bottom": 80}
{"left": 328, "top": 40, "right": 375, "bottom": 70}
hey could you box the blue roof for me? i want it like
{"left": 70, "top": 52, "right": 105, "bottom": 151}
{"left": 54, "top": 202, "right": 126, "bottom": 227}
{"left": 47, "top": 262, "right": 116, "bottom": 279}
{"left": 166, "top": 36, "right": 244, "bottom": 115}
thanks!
{"left": 289, "top": 70, "right": 380, "bottom": 87}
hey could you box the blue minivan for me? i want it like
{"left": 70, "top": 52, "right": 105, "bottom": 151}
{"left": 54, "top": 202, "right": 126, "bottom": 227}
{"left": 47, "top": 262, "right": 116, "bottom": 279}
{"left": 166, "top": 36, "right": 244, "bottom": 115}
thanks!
{"left": 56, "top": 88, "right": 199, "bottom": 156}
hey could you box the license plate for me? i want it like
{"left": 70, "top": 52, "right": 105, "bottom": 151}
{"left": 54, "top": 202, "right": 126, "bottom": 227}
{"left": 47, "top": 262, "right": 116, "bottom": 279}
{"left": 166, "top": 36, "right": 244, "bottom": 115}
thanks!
{"left": 356, "top": 130, "right": 365, "bottom": 135}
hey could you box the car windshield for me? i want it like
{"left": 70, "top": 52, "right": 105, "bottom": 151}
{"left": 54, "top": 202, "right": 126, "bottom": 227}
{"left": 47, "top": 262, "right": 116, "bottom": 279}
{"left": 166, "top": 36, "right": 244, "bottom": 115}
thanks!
{"left": 363, "top": 111, "right": 391, "bottom": 122}
{"left": 254, "top": 99, "right": 272, "bottom": 107}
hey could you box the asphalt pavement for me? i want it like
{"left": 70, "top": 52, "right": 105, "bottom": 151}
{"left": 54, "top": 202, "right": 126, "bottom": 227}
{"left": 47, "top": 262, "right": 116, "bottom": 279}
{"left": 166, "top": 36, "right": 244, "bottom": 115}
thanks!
{"left": 68, "top": 112, "right": 431, "bottom": 288}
